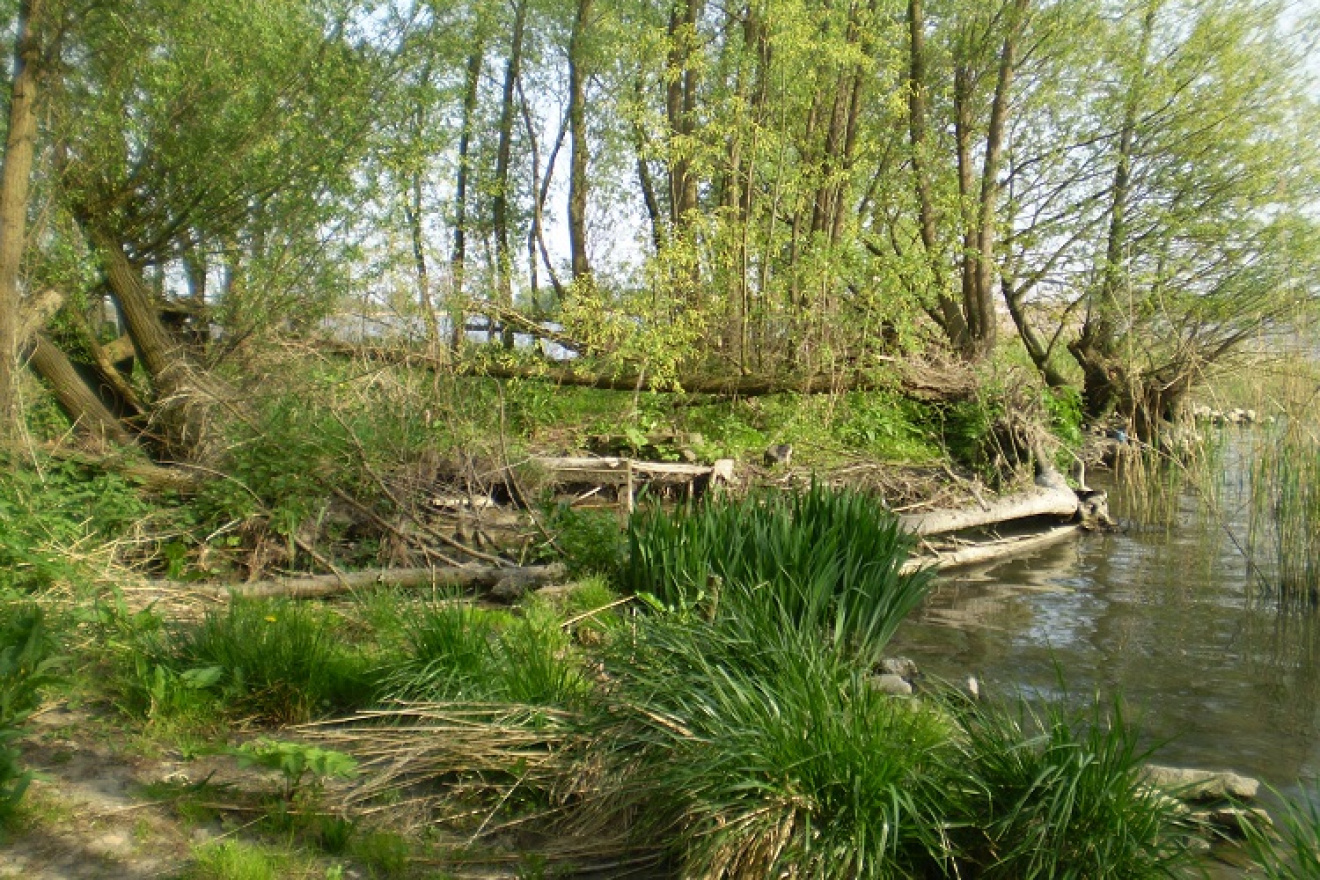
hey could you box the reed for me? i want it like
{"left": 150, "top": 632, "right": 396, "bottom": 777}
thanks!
{"left": 1248, "top": 415, "right": 1320, "bottom": 605}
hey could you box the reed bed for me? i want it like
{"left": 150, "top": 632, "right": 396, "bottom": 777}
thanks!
{"left": 1249, "top": 415, "right": 1320, "bottom": 605}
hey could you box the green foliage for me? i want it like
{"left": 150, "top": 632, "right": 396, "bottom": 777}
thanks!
{"left": 1044, "top": 385, "right": 1085, "bottom": 450}
{"left": 1244, "top": 788, "right": 1320, "bottom": 879}
{"left": 939, "top": 691, "right": 1197, "bottom": 879}
{"left": 226, "top": 739, "right": 358, "bottom": 802}
{"left": 376, "top": 597, "right": 586, "bottom": 707}
{"left": 836, "top": 392, "right": 942, "bottom": 462}
{"left": 624, "top": 484, "right": 932, "bottom": 667}
{"left": 0, "top": 460, "right": 152, "bottom": 591}
{"left": 169, "top": 598, "right": 373, "bottom": 725}
{"left": 543, "top": 505, "right": 625, "bottom": 577}
{"left": 0, "top": 606, "right": 62, "bottom": 823}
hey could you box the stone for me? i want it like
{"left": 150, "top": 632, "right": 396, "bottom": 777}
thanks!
{"left": 879, "top": 656, "right": 919, "bottom": 681}
{"left": 870, "top": 673, "right": 913, "bottom": 696}
{"left": 1141, "top": 764, "right": 1260, "bottom": 801}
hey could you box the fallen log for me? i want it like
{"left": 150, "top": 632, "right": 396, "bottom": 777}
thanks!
{"left": 317, "top": 340, "right": 973, "bottom": 402}
{"left": 898, "top": 485, "right": 1079, "bottom": 537}
{"left": 900, "top": 524, "right": 1082, "bottom": 575}
{"left": 178, "top": 563, "right": 568, "bottom": 601}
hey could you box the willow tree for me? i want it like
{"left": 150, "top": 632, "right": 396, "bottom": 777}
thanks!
{"left": 1001, "top": 0, "right": 1320, "bottom": 434}
{"left": 30, "top": 0, "right": 378, "bottom": 459}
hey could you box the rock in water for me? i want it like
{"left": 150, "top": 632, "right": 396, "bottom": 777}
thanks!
{"left": 1140, "top": 764, "right": 1261, "bottom": 801}
{"left": 869, "top": 674, "right": 913, "bottom": 697}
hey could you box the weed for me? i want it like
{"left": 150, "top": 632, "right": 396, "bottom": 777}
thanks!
{"left": 226, "top": 739, "right": 358, "bottom": 802}
{"left": 543, "top": 505, "right": 625, "bottom": 577}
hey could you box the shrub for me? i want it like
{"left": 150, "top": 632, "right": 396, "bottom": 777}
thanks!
{"left": 623, "top": 483, "right": 932, "bottom": 667}
{"left": 544, "top": 505, "right": 625, "bottom": 577}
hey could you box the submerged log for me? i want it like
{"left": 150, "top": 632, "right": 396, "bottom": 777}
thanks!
{"left": 898, "top": 485, "right": 1079, "bottom": 537}
{"left": 181, "top": 562, "right": 567, "bottom": 601}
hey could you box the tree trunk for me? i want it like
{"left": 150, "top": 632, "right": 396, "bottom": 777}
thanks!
{"left": 25, "top": 334, "right": 135, "bottom": 447}
{"left": 0, "top": 0, "right": 44, "bottom": 447}
{"left": 451, "top": 46, "right": 484, "bottom": 351}
{"left": 493, "top": 1, "right": 527, "bottom": 347}
{"left": 567, "top": 0, "right": 594, "bottom": 282}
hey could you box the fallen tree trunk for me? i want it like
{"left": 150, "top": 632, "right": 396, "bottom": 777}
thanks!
{"left": 898, "top": 485, "right": 1078, "bottom": 536}
{"left": 900, "top": 523, "right": 1082, "bottom": 575}
{"left": 181, "top": 562, "right": 568, "bottom": 601}
{"left": 318, "top": 340, "right": 973, "bottom": 402}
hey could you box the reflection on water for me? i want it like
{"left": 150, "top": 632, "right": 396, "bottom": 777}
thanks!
{"left": 891, "top": 473, "right": 1320, "bottom": 793}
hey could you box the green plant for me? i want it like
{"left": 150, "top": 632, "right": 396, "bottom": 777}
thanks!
{"left": 1244, "top": 787, "right": 1320, "bottom": 879}
{"left": 183, "top": 839, "right": 329, "bottom": 880}
{"left": 227, "top": 739, "right": 358, "bottom": 802}
{"left": 0, "top": 605, "right": 62, "bottom": 823}
{"left": 587, "top": 611, "right": 955, "bottom": 877}
{"left": 377, "top": 596, "right": 585, "bottom": 707}
{"left": 173, "top": 598, "right": 373, "bottom": 724}
{"left": 544, "top": 505, "right": 625, "bottom": 577}
{"left": 624, "top": 483, "right": 933, "bottom": 667}
{"left": 939, "top": 690, "right": 1198, "bottom": 879}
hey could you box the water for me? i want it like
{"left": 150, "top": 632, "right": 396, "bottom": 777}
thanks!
{"left": 891, "top": 472, "right": 1320, "bottom": 793}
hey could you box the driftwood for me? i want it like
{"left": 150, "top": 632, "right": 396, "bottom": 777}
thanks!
{"left": 528, "top": 455, "right": 735, "bottom": 512}
{"left": 181, "top": 562, "right": 567, "bottom": 601}
{"left": 901, "top": 524, "right": 1082, "bottom": 575}
{"left": 898, "top": 485, "right": 1078, "bottom": 537}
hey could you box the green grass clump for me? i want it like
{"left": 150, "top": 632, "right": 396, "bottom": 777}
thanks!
{"left": 183, "top": 839, "right": 331, "bottom": 880}
{"left": 940, "top": 691, "right": 1197, "bottom": 879}
{"left": 624, "top": 483, "right": 932, "bottom": 667}
{"left": 376, "top": 596, "right": 585, "bottom": 707}
{"left": 1250, "top": 420, "right": 1320, "bottom": 604}
{"left": 587, "top": 612, "right": 954, "bottom": 877}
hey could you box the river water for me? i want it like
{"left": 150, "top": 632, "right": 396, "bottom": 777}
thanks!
{"left": 891, "top": 460, "right": 1320, "bottom": 796}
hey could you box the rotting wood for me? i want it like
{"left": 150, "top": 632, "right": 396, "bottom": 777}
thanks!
{"left": 178, "top": 562, "right": 567, "bottom": 601}
{"left": 897, "top": 485, "right": 1078, "bottom": 536}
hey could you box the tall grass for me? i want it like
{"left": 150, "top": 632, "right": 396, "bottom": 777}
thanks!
{"left": 1249, "top": 417, "right": 1320, "bottom": 605}
{"left": 940, "top": 690, "right": 1197, "bottom": 879}
{"left": 624, "top": 484, "right": 933, "bottom": 666}
{"left": 172, "top": 598, "right": 373, "bottom": 725}
{"left": 375, "top": 596, "right": 587, "bottom": 707}
{"left": 580, "top": 612, "right": 957, "bottom": 877}
{"left": 1244, "top": 788, "right": 1320, "bottom": 879}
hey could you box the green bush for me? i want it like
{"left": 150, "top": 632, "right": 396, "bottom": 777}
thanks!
{"left": 624, "top": 484, "right": 932, "bottom": 667}
{"left": 0, "top": 605, "right": 62, "bottom": 822}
